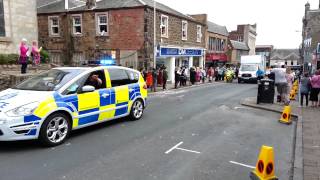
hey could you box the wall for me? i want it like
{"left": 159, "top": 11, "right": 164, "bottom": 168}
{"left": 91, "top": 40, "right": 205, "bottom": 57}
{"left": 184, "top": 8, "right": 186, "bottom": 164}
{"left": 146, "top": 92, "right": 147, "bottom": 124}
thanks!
{"left": 38, "top": 8, "right": 145, "bottom": 66}
{"left": 144, "top": 8, "right": 206, "bottom": 67}
{"left": 206, "top": 31, "right": 228, "bottom": 53}
{"left": 0, "top": 0, "right": 38, "bottom": 54}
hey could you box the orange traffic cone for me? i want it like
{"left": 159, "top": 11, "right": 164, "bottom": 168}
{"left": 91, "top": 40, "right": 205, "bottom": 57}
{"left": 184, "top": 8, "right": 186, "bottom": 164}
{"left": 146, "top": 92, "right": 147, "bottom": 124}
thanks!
{"left": 289, "top": 90, "right": 296, "bottom": 100}
{"left": 250, "top": 145, "right": 278, "bottom": 180}
{"left": 279, "top": 105, "right": 292, "bottom": 124}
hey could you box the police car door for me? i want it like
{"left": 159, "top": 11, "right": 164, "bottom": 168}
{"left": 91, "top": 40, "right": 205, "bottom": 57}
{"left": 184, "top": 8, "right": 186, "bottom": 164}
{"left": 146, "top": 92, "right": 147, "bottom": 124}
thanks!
{"left": 107, "top": 68, "right": 130, "bottom": 117}
{"left": 77, "top": 70, "right": 106, "bottom": 126}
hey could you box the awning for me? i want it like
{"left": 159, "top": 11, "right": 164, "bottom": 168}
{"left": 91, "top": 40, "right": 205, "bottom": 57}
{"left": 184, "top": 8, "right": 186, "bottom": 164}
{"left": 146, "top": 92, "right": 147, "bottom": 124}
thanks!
{"left": 206, "top": 53, "right": 228, "bottom": 62}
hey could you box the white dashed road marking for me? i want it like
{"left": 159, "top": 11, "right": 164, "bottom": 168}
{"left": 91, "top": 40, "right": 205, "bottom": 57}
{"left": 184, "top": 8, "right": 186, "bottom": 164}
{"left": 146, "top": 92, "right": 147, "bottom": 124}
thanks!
{"left": 165, "top": 142, "right": 201, "bottom": 154}
{"left": 229, "top": 161, "right": 255, "bottom": 169}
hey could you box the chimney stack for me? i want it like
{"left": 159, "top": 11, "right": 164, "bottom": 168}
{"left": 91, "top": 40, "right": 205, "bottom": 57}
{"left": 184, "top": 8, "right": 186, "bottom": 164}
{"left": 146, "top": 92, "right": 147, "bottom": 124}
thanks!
{"left": 86, "top": 0, "right": 96, "bottom": 9}
{"left": 65, "top": 0, "right": 68, "bottom": 10}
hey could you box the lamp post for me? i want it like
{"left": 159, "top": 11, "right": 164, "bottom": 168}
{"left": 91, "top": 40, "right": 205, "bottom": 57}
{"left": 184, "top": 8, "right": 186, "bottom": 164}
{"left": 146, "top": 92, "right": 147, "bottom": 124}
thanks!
{"left": 153, "top": 0, "right": 157, "bottom": 69}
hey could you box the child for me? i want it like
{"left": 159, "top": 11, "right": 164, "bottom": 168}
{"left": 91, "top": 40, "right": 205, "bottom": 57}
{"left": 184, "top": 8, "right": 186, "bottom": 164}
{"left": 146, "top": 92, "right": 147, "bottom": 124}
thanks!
{"left": 300, "top": 73, "right": 311, "bottom": 107}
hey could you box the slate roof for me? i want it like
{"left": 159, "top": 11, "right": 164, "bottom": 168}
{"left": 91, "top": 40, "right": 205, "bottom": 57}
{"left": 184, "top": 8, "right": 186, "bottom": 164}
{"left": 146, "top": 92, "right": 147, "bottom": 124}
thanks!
{"left": 270, "top": 49, "right": 299, "bottom": 60}
{"left": 207, "top": 21, "right": 229, "bottom": 36}
{"left": 37, "top": 0, "right": 194, "bottom": 21}
{"left": 37, "top": 0, "right": 86, "bottom": 13}
{"left": 230, "top": 40, "right": 249, "bottom": 50}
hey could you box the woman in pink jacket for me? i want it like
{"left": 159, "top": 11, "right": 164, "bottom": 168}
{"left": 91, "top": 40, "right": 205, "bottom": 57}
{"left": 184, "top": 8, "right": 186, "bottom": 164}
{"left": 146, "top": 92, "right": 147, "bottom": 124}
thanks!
{"left": 310, "top": 70, "right": 320, "bottom": 107}
{"left": 31, "top": 40, "right": 42, "bottom": 67}
{"left": 19, "top": 38, "right": 29, "bottom": 74}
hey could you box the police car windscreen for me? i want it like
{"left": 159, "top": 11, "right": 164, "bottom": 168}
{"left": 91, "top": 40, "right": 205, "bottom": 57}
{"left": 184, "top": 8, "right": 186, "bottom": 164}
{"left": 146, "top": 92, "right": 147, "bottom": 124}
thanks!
{"left": 13, "top": 69, "right": 85, "bottom": 91}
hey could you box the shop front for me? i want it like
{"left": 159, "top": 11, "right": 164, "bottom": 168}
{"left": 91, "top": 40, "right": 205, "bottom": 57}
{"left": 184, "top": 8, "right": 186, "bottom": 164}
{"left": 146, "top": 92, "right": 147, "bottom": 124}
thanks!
{"left": 205, "top": 53, "right": 228, "bottom": 67}
{"left": 157, "top": 46, "right": 205, "bottom": 83}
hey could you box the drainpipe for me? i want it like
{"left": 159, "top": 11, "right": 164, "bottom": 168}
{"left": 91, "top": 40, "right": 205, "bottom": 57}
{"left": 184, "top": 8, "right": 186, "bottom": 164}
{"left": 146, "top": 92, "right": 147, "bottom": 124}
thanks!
{"left": 65, "top": 0, "right": 68, "bottom": 10}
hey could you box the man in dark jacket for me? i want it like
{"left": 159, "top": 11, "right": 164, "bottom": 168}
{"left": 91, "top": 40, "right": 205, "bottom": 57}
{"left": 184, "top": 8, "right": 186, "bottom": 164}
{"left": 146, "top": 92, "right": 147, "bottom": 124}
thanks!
{"left": 162, "top": 66, "right": 168, "bottom": 90}
{"left": 152, "top": 68, "right": 158, "bottom": 92}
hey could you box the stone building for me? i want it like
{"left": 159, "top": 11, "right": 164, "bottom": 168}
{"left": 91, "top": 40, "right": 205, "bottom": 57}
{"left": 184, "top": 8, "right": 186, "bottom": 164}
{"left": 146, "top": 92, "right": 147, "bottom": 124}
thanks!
{"left": 0, "top": 0, "right": 38, "bottom": 54}
{"left": 302, "top": 2, "right": 320, "bottom": 73}
{"left": 228, "top": 40, "right": 249, "bottom": 65}
{"left": 270, "top": 49, "right": 300, "bottom": 67}
{"left": 229, "top": 24, "right": 257, "bottom": 55}
{"left": 204, "top": 20, "right": 229, "bottom": 67}
{"left": 37, "top": 0, "right": 206, "bottom": 83}
{"left": 255, "top": 45, "right": 273, "bottom": 67}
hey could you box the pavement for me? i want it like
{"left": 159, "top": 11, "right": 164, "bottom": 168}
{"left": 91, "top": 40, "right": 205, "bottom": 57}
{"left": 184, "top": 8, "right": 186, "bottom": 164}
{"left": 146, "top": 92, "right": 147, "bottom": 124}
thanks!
{"left": 0, "top": 82, "right": 296, "bottom": 180}
{"left": 302, "top": 107, "right": 320, "bottom": 180}
{"left": 241, "top": 93, "right": 320, "bottom": 180}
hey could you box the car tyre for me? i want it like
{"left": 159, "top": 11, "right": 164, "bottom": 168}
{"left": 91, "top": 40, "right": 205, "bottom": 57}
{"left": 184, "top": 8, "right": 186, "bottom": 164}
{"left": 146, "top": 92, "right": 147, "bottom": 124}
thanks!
{"left": 39, "top": 112, "right": 71, "bottom": 147}
{"left": 129, "top": 99, "right": 144, "bottom": 121}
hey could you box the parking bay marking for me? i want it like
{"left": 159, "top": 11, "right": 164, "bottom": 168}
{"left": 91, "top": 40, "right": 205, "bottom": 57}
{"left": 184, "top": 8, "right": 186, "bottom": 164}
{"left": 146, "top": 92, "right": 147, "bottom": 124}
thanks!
{"left": 229, "top": 161, "right": 255, "bottom": 169}
{"left": 165, "top": 142, "right": 201, "bottom": 154}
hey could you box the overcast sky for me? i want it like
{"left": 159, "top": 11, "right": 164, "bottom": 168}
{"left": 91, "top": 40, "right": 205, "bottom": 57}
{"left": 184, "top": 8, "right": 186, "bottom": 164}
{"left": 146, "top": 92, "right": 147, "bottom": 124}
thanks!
{"left": 156, "top": 0, "right": 319, "bottom": 49}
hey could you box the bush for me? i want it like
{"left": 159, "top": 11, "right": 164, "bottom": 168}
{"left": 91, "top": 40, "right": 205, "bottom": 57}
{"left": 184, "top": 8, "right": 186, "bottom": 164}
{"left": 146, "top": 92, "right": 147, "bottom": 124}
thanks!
{"left": 40, "top": 49, "right": 50, "bottom": 63}
{"left": 7, "top": 54, "right": 19, "bottom": 64}
{"left": 0, "top": 54, "right": 19, "bottom": 65}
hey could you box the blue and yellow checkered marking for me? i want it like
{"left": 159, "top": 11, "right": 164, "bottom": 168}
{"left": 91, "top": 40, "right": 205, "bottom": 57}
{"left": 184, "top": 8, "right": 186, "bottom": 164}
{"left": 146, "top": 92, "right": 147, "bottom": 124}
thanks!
{"left": 25, "top": 73, "right": 146, "bottom": 129}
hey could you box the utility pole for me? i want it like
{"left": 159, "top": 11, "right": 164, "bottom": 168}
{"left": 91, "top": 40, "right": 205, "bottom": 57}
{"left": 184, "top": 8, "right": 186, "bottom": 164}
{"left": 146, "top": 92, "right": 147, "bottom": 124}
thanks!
{"left": 153, "top": 0, "right": 157, "bottom": 68}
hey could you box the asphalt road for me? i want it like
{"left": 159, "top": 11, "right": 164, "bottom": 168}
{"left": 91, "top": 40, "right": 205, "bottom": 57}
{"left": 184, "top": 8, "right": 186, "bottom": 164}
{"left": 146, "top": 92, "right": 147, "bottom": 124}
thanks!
{"left": 0, "top": 82, "right": 294, "bottom": 180}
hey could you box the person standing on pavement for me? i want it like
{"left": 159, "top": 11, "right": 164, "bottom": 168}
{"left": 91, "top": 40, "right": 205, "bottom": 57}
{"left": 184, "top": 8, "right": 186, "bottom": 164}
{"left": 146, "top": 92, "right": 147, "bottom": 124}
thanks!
{"left": 175, "top": 67, "right": 181, "bottom": 89}
{"left": 201, "top": 67, "right": 206, "bottom": 83}
{"left": 235, "top": 66, "right": 239, "bottom": 79}
{"left": 152, "top": 68, "right": 158, "bottom": 92}
{"left": 180, "top": 67, "right": 187, "bottom": 86}
{"left": 31, "top": 40, "right": 42, "bottom": 70}
{"left": 310, "top": 70, "right": 320, "bottom": 107}
{"left": 162, "top": 66, "right": 168, "bottom": 90}
{"left": 256, "top": 67, "right": 264, "bottom": 81}
{"left": 190, "top": 67, "right": 196, "bottom": 85}
{"left": 207, "top": 67, "right": 213, "bottom": 83}
{"left": 158, "top": 67, "right": 163, "bottom": 86}
{"left": 215, "top": 66, "right": 219, "bottom": 81}
{"left": 285, "top": 67, "right": 294, "bottom": 92}
{"left": 272, "top": 66, "right": 289, "bottom": 105}
{"left": 19, "top": 38, "right": 29, "bottom": 74}
{"left": 300, "top": 73, "right": 311, "bottom": 107}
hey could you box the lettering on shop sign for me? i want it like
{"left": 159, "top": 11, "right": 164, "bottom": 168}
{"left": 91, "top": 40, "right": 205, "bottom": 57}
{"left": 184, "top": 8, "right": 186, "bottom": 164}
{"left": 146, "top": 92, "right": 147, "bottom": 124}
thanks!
{"left": 160, "top": 47, "right": 203, "bottom": 57}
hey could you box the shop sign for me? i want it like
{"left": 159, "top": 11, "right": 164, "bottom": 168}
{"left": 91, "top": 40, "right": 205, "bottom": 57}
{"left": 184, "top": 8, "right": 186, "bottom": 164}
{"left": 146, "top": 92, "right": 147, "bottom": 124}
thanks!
{"left": 159, "top": 47, "right": 203, "bottom": 57}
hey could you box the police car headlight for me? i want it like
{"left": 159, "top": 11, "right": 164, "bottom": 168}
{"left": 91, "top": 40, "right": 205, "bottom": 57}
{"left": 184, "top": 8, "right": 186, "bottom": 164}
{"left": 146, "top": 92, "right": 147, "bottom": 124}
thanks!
{"left": 5, "top": 102, "right": 39, "bottom": 117}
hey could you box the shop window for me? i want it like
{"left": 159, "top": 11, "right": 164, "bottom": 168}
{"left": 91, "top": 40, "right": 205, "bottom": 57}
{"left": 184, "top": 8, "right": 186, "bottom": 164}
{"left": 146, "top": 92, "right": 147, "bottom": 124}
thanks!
{"left": 182, "top": 20, "right": 188, "bottom": 40}
{"left": 0, "top": 0, "right": 5, "bottom": 37}
{"left": 161, "top": 15, "right": 168, "bottom": 38}
{"left": 49, "top": 16, "right": 59, "bottom": 36}
{"left": 196, "top": 25, "right": 202, "bottom": 43}
{"left": 72, "top": 15, "right": 82, "bottom": 35}
{"left": 96, "top": 12, "right": 108, "bottom": 36}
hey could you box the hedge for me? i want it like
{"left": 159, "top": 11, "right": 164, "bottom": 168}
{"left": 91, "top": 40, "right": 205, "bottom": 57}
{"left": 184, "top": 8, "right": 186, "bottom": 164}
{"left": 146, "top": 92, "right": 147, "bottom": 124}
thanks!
{"left": 0, "top": 50, "right": 50, "bottom": 65}
{"left": 0, "top": 54, "right": 19, "bottom": 65}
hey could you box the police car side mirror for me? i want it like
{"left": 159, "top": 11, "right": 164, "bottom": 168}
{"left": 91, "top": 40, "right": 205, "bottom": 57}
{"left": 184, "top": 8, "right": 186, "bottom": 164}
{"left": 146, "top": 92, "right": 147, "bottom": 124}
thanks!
{"left": 82, "top": 85, "right": 95, "bottom": 93}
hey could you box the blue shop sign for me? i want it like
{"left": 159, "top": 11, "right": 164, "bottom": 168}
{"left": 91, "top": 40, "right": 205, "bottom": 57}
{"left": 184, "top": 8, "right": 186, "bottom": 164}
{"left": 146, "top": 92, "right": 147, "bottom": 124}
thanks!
{"left": 159, "top": 47, "right": 203, "bottom": 57}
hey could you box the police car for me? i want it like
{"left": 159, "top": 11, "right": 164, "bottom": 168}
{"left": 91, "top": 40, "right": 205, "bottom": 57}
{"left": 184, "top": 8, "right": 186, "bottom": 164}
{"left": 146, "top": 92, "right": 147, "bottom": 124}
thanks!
{"left": 0, "top": 66, "right": 147, "bottom": 146}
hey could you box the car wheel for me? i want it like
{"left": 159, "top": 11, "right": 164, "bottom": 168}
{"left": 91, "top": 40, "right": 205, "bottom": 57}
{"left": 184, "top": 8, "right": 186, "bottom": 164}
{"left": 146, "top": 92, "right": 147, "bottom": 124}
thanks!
{"left": 39, "top": 113, "right": 71, "bottom": 147}
{"left": 129, "top": 99, "right": 144, "bottom": 121}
